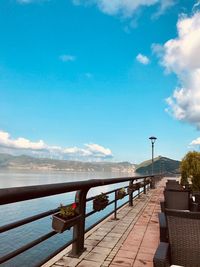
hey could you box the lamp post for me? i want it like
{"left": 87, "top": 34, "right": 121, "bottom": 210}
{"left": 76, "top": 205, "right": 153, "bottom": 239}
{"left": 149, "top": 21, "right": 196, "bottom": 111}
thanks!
{"left": 149, "top": 136, "right": 157, "bottom": 175}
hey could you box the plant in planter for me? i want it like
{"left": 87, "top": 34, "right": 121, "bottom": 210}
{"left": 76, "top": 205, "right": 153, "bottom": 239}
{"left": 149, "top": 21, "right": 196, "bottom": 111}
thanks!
{"left": 145, "top": 178, "right": 151, "bottom": 185}
{"left": 116, "top": 188, "right": 126, "bottom": 199}
{"left": 93, "top": 193, "right": 109, "bottom": 211}
{"left": 52, "top": 203, "right": 80, "bottom": 233}
{"left": 128, "top": 183, "right": 138, "bottom": 194}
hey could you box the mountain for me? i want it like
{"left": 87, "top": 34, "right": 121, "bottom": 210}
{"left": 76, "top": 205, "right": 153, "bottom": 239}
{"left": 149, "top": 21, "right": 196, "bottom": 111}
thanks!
{"left": 135, "top": 156, "right": 180, "bottom": 175}
{"left": 0, "top": 153, "right": 135, "bottom": 173}
{"left": 0, "top": 153, "right": 180, "bottom": 174}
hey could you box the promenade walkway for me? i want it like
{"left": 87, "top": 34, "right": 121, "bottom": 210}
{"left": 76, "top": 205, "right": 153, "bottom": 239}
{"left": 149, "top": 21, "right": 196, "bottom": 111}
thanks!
{"left": 45, "top": 180, "right": 165, "bottom": 267}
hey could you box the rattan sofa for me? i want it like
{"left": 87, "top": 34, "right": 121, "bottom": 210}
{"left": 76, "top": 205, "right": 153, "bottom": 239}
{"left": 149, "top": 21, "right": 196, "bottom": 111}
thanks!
{"left": 154, "top": 209, "right": 200, "bottom": 267}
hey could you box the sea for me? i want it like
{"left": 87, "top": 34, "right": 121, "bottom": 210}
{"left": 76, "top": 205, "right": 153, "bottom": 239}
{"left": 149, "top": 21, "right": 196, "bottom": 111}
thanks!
{"left": 0, "top": 170, "right": 138, "bottom": 267}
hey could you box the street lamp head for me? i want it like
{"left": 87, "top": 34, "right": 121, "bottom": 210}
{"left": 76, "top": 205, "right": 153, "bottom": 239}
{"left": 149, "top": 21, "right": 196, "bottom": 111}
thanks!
{"left": 149, "top": 136, "right": 157, "bottom": 144}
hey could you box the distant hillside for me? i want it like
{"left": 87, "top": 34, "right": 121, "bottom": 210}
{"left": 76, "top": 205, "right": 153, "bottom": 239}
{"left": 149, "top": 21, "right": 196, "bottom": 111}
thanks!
{"left": 0, "top": 153, "right": 135, "bottom": 173}
{"left": 135, "top": 156, "right": 180, "bottom": 175}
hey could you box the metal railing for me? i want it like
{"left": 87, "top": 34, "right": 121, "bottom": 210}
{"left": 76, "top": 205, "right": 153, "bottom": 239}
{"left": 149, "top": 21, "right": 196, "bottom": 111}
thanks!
{"left": 0, "top": 174, "right": 162, "bottom": 266}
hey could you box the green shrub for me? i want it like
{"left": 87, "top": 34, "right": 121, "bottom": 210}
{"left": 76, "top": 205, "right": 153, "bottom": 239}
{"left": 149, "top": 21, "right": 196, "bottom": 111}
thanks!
{"left": 180, "top": 151, "right": 200, "bottom": 191}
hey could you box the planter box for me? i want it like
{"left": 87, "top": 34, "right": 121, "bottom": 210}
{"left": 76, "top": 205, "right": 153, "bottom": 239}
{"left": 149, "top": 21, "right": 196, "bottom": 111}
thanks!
{"left": 145, "top": 179, "right": 151, "bottom": 185}
{"left": 116, "top": 191, "right": 126, "bottom": 200}
{"left": 93, "top": 199, "right": 109, "bottom": 211}
{"left": 52, "top": 213, "right": 81, "bottom": 233}
{"left": 128, "top": 183, "right": 140, "bottom": 194}
{"left": 150, "top": 180, "right": 155, "bottom": 189}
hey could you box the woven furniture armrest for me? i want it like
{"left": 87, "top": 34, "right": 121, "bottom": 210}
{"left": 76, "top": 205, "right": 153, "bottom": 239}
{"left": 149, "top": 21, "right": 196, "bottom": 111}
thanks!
{"left": 190, "top": 201, "right": 199, "bottom": 212}
{"left": 153, "top": 242, "right": 170, "bottom": 267}
{"left": 160, "top": 201, "right": 165, "bottom": 212}
{"left": 158, "top": 212, "right": 168, "bottom": 242}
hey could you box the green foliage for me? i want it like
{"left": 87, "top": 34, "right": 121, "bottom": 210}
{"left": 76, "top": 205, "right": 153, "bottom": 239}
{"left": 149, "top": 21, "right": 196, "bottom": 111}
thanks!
{"left": 180, "top": 151, "right": 200, "bottom": 191}
{"left": 117, "top": 188, "right": 126, "bottom": 199}
{"left": 118, "top": 188, "right": 126, "bottom": 194}
{"left": 59, "top": 204, "right": 77, "bottom": 219}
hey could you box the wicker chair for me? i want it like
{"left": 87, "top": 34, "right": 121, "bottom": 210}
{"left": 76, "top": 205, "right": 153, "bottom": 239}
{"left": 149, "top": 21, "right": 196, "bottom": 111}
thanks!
{"left": 192, "top": 192, "right": 200, "bottom": 211}
{"left": 165, "top": 180, "right": 183, "bottom": 190}
{"left": 154, "top": 209, "right": 200, "bottom": 267}
{"left": 160, "top": 189, "right": 190, "bottom": 212}
{"left": 159, "top": 190, "right": 191, "bottom": 242}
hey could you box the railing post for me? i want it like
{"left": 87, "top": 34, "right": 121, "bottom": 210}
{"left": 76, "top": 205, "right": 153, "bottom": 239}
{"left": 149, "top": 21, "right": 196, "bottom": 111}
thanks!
{"left": 150, "top": 176, "right": 155, "bottom": 189}
{"left": 143, "top": 178, "right": 146, "bottom": 194}
{"left": 137, "top": 180, "right": 140, "bottom": 198}
{"left": 113, "top": 190, "right": 118, "bottom": 220}
{"left": 129, "top": 180, "right": 133, "bottom": 206}
{"left": 70, "top": 188, "right": 89, "bottom": 257}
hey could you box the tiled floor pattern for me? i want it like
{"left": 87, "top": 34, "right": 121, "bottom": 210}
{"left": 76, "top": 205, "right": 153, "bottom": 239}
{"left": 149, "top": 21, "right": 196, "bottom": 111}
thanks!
{"left": 48, "top": 181, "right": 165, "bottom": 267}
{"left": 109, "top": 183, "right": 164, "bottom": 267}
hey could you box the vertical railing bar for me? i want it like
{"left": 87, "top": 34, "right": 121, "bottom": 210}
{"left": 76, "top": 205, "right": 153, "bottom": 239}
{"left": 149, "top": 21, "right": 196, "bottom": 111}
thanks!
{"left": 113, "top": 190, "right": 117, "bottom": 220}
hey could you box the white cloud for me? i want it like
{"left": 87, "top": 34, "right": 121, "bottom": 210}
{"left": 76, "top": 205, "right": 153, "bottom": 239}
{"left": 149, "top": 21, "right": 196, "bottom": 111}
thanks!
{"left": 72, "top": 0, "right": 175, "bottom": 18}
{"left": 190, "top": 137, "right": 200, "bottom": 146}
{"left": 0, "top": 131, "right": 47, "bottom": 150}
{"left": 153, "top": 0, "right": 175, "bottom": 18}
{"left": 0, "top": 130, "right": 113, "bottom": 160}
{"left": 154, "top": 12, "right": 200, "bottom": 129}
{"left": 136, "top": 53, "right": 150, "bottom": 65}
{"left": 85, "top": 143, "right": 112, "bottom": 157}
{"left": 59, "top": 54, "right": 76, "bottom": 62}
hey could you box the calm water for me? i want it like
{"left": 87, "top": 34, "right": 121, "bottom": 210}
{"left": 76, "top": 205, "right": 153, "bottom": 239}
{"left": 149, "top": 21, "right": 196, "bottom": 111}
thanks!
{"left": 0, "top": 170, "right": 137, "bottom": 267}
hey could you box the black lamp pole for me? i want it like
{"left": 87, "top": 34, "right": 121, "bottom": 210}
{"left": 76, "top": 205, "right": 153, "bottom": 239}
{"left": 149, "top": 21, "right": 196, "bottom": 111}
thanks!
{"left": 149, "top": 136, "right": 157, "bottom": 175}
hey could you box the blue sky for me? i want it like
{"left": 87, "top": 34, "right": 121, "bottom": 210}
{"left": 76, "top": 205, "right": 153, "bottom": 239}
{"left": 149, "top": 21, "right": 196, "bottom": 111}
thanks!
{"left": 0, "top": 0, "right": 200, "bottom": 163}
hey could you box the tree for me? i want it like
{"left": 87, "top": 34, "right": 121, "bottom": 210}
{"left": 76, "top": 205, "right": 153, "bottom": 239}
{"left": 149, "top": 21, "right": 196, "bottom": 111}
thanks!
{"left": 180, "top": 151, "right": 200, "bottom": 191}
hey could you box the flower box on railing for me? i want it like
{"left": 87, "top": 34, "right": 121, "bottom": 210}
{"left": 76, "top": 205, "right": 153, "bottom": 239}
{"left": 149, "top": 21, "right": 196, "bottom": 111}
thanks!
{"left": 52, "top": 203, "right": 80, "bottom": 233}
{"left": 150, "top": 178, "right": 155, "bottom": 189}
{"left": 116, "top": 188, "right": 126, "bottom": 199}
{"left": 145, "top": 178, "right": 151, "bottom": 185}
{"left": 128, "top": 183, "right": 139, "bottom": 194}
{"left": 139, "top": 182, "right": 145, "bottom": 188}
{"left": 93, "top": 193, "right": 109, "bottom": 212}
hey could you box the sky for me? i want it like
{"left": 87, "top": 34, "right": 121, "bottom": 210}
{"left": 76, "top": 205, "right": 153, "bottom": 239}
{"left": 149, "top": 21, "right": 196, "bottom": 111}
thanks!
{"left": 0, "top": 0, "right": 200, "bottom": 163}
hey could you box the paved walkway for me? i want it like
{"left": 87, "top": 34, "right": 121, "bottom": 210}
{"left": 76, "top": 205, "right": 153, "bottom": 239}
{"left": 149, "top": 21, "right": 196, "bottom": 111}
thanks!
{"left": 46, "top": 180, "right": 165, "bottom": 267}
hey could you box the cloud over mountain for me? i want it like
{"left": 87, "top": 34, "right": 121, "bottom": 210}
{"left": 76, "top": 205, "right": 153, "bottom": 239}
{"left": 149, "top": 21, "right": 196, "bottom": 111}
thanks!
{"left": 0, "top": 130, "right": 113, "bottom": 160}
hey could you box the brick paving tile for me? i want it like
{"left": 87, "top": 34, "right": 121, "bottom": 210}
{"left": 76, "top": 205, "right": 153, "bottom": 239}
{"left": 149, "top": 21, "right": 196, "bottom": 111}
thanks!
{"left": 84, "top": 251, "right": 107, "bottom": 263}
{"left": 55, "top": 257, "right": 81, "bottom": 266}
{"left": 123, "top": 239, "right": 141, "bottom": 247}
{"left": 92, "top": 246, "right": 111, "bottom": 255}
{"left": 103, "top": 236, "right": 119, "bottom": 242}
{"left": 120, "top": 244, "right": 140, "bottom": 252}
{"left": 76, "top": 260, "right": 102, "bottom": 267}
{"left": 107, "top": 233, "right": 121, "bottom": 238}
{"left": 133, "top": 259, "right": 153, "bottom": 267}
{"left": 115, "top": 249, "right": 137, "bottom": 259}
{"left": 87, "top": 235, "right": 104, "bottom": 241}
{"left": 136, "top": 252, "right": 155, "bottom": 262}
{"left": 84, "top": 239, "right": 100, "bottom": 247}
{"left": 111, "top": 256, "right": 134, "bottom": 267}
{"left": 139, "top": 246, "right": 158, "bottom": 255}
{"left": 109, "top": 179, "right": 165, "bottom": 267}
{"left": 98, "top": 241, "right": 118, "bottom": 248}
